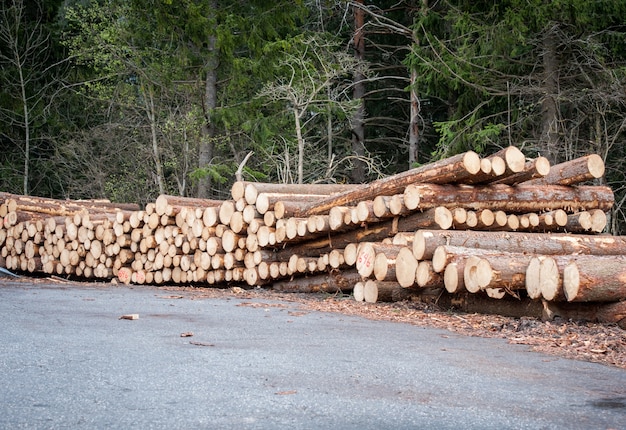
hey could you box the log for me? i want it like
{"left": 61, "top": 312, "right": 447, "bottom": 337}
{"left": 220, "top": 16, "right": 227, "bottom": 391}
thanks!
{"left": 255, "top": 193, "right": 328, "bottom": 214}
{"left": 0, "top": 192, "right": 139, "bottom": 216}
{"left": 230, "top": 181, "right": 359, "bottom": 203}
{"left": 427, "top": 291, "right": 624, "bottom": 326}
{"left": 356, "top": 243, "right": 404, "bottom": 278}
{"left": 363, "top": 280, "right": 415, "bottom": 303}
{"left": 443, "top": 260, "right": 468, "bottom": 293}
{"left": 563, "top": 255, "right": 626, "bottom": 302}
{"left": 353, "top": 281, "right": 365, "bottom": 301}
{"left": 154, "top": 194, "right": 221, "bottom": 216}
{"left": 431, "top": 245, "right": 509, "bottom": 273}
{"left": 293, "top": 151, "right": 481, "bottom": 216}
{"left": 404, "top": 183, "right": 614, "bottom": 213}
{"left": 395, "top": 247, "right": 419, "bottom": 288}
{"left": 491, "top": 156, "right": 551, "bottom": 185}
{"left": 524, "top": 154, "right": 605, "bottom": 186}
{"left": 412, "top": 230, "right": 626, "bottom": 261}
{"left": 373, "top": 251, "right": 396, "bottom": 282}
{"left": 415, "top": 260, "right": 443, "bottom": 288}
{"left": 271, "top": 269, "right": 361, "bottom": 293}
{"left": 465, "top": 253, "right": 533, "bottom": 292}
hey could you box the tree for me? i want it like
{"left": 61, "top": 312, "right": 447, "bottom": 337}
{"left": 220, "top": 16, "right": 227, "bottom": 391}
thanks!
{"left": 0, "top": 0, "right": 58, "bottom": 195}
{"left": 407, "top": 0, "right": 626, "bottom": 232}
{"left": 258, "top": 34, "right": 363, "bottom": 184}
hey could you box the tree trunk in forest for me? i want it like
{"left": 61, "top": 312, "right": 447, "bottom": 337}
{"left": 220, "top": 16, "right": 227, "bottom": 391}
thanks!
{"left": 540, "top": 25, "right": 560, "bottom": 164}
{"left": 351, "top": 0, "right": 366, "bottom": 183}
{"left": 294, "top": 106, "right": 305, "bottom": 184}
{"left": 142, "top": 86, "right": 165, "bottom": 195}
{"left": 198, "top": 15, "right": 218, "bottom": 199}
{"left": 409, "top": 69, "right": 420, "bottom": 167}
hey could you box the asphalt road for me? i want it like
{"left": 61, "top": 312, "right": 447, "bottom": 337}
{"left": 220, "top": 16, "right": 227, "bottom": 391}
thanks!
{"left": 0, "top": 278, "right": 625, "bottom": 429}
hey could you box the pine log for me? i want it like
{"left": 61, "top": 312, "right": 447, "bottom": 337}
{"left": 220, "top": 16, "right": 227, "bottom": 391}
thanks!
{"left": 412, "top": 230, "right": 626, "bottom": 261}
{"left": 443, "top": 260, "right": 468, "bottom": 293}
{"left": 395, "top": 247, "right": 419, "bottom": 288}
{"left": 427, "top": 290, "right": 623, "bottom": 326}
{"left": 0, "top": 192, "right": 139, "bottom": 216}
{"left": 595, "top": 301, "right": 626, "bottom": 328}
{"left": 356, "top": 243, "right": 404, "bottom": 278}
{"left": 154, "top": 194, "right": 221, "bottom": 217}
{"left": 466, "top": 253, "right": 533, "bottom": 292}
{"left": 230, "top": 181, "right": 359, "bottom": 203}
{"left": 353, "top": 281, "right": 365, "bottom": 301}
{"left": 525, "top": 256, "right": 548, "bottom": 299}
{"left": 372, "top": 194, "right": 412, "bottom": 219}
{"left": 271, "top": 269, "right": 361, "bottom": 293}
{"left": 372, "top": 248, "right": 403, "bottom": 282}
{"left": 292, "top": 151, "right": 481, "bottom": 216}
{"left": 562, "top": 255, "right": 626, "bottom": 302}
{"left": 416, "top": 260, "right": 443, "bottom": 288}
{"left": 255, "top": 193, "right": 327, "bottom": 214}
{"left": 491, "top": 156, "right": 551, "bottom": 185}
{"left": 524, "top": 154, "right": 605, "bottom": 186}
{"left": 404, "top": 183, "right": 614, "bottom": 213}
{"left": 431, "top": 245, "right": 513, "bottom": 273}
{"left": 363, "top": 280, "right": 415, "bottom": 303}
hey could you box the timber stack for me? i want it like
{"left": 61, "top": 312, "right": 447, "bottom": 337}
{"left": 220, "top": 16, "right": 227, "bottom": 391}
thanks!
{"left": 2, "top": 147, "right": 626, "bottom": 328}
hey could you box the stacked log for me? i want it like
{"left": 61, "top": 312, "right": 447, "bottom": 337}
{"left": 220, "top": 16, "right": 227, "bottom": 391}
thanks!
{"left": 2, "top": 147, "right": 626, "bottom": 328}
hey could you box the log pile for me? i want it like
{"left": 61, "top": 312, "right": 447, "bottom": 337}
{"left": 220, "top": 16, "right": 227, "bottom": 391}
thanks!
{"left": 2, "top": 148, "right": 626, "bottom": 328}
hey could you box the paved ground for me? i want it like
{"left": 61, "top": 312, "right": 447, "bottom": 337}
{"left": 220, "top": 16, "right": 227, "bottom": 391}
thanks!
{"left": 0, "top": 279, "right": 625, "bottom": 429}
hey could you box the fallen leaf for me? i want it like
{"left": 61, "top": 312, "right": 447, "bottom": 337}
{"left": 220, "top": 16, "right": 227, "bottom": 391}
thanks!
{"left": 119, "top": 314, "right": 139, "bottom": 320}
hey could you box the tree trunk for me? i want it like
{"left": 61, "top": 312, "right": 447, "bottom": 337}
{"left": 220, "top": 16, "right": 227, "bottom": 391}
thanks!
{"left": 351, "top": 0, "right": 367, "bottom": 183}
{"left": 294, "top": 106, "right": 305, "bottom": 184}
{"left": 142, "top": 86, "right": 165, "bottom": 195}
{"left": 540, "top": 25, "right": 560, "bottom": 164}
{"left": 409, "top": 69, "right": 420, "bottom": 167}
{"left": 198, "top": 17, "right": 218, "bottom": 199}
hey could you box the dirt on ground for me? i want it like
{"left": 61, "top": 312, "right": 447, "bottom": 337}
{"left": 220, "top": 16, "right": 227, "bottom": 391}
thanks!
{"left": 11, "top": 276, "right": 626, "bottom": 371}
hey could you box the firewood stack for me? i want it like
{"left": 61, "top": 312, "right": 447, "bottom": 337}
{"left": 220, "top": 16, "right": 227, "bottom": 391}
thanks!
{"left": 2, "top": 147, "right": 626, "bottom": 327}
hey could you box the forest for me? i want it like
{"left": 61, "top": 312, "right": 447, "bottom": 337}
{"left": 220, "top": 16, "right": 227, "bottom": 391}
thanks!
{"left": 2, "top": 0, "right": 626, "bottom": 233}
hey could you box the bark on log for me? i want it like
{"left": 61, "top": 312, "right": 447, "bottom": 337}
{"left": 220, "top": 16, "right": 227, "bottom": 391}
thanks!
{"left": 355, "top": 243, "right": 404, "bottom": 279}
{"left": 523, "top": 154, "right": 605, "bottom": 186}
{"left": 363, "top": 280, "right": 415, "bottom": 303}
{"left": 154, "top": 194, "right": 221, "bottom": 216}
{"left": 491, "top": 156, "right": 551, "bottom": 185}
{"left": 353, "top": 281, "right": 365, "bottom": 301}
{"left": 416, "top": 260, "right": 443, "bottom": 288}
{"left": 395, "top": 247, "right": 419, "bottom": 288}
{"left": 293, "top": 151, "right": 481, "bottom": 216}
{"left": 563, "top": 255, "right": 626, "bottom": 302}
{"left": 404, "top": 183, "right": 614, "bottom": 213}
{"left": 230, "top": 181, "right": 359, "bottom": 203}
{"left": 466, "top": 254, "right": 533, "bottom": 292}
{"left": 255, "top": 193, "right": 328, "bottom": 214}
{"left": 413, "top": 230, "right": 626, "bottom": 261}
{"left": 271, "top": 269, "right": 361, "bottom": 293}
